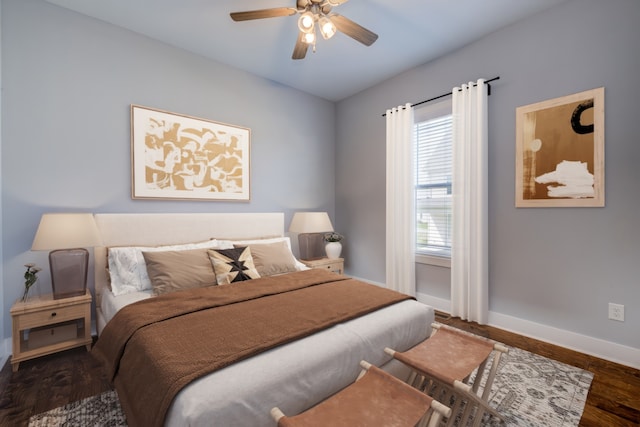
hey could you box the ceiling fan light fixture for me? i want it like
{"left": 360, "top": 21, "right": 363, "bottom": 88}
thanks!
{"left": 230, "top": 1, "right": 379, "bottom": 60}
{"left": 298, "top": 11, "right": 315, "bottom": 33}
{"left": 303, "top": 31, "right": 316, "bottom": 44}
{"left": 318, "top": 15, "right": 337, "bottom": 39}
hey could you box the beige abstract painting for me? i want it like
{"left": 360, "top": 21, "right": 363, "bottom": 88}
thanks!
{"left": 515, "top": 88, "right": 604, "bottom": 207}
{"left": 131, "top": 105, "right": 250, "bottom": 201}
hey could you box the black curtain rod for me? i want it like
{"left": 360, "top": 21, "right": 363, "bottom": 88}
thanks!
{"left": 382, "top": 76, "right": 500, "bottom": 117}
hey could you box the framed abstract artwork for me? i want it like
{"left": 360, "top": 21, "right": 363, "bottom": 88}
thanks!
{"left": 515, "top": 87, "right": 604, "bottom": 207}
{"left": 131, "top": 105, "right": 251, "bottom": 201}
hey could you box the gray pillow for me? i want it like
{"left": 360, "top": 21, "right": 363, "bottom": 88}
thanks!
{"left": 142, "top": 248, "right": 217, "bottom": 295}
{"left": 236, "top": 240, "right": 298, "bottom": 277}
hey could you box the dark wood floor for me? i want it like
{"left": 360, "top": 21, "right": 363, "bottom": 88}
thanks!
{"left": 1, "top": 316, "right": 638, "bottom": 426}
{"left": 0, "top": 338, "right": 111, "bottom": 427}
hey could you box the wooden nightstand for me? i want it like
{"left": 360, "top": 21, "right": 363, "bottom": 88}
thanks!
{"left": 10, "top": 290, "right": 92, "bottom": 372}
{"left": 302, "top": 257, "right": 344, "bottom": 274}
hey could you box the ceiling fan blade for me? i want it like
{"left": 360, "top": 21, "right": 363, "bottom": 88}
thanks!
{"left": 292, "top": 32, "right": 309, "bottom": 60}
{"left": 230, "top": 7, "right": 297, "bottom": 22}
{"left": 327, "top": 0, "right": 349, "bottom": 5}
{"left": 330, "top": 14, "right": 378, "bottom": 46}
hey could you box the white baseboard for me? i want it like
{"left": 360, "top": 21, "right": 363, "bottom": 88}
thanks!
{"left": 416, "top": 292, "right": 450, "bottom": 313}
{"left": 417, "top": 291, "right": 640, "bottom": 370}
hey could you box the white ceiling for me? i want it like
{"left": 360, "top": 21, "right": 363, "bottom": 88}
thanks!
{"left": 44, "top": 0, "right": 569, "bottom": 101}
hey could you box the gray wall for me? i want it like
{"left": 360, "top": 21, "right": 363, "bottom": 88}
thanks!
{"left": 336, "top": 0, "right": 640, "bottom": 350}
{"left": 0, "top": 0, "right": 335, "bottom": 339}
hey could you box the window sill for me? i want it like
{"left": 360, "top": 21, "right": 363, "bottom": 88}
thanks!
{"left": 415, "top": 254, "right": 451, "bottom": 268}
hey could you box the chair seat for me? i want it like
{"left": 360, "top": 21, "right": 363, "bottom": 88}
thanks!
{"left": 385, "top": 323, "right": 509, "bottom": 427}
{"left": 395, "top": 325, "right": 494, "bottom": 385}
{"left": 271, "top": 360, "right": 451, "bottom": 427}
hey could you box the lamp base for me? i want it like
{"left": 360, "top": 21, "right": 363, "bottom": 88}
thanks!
{"left": 49, "top": 248, "right": 89, "bottom": 300}
{"left": 297, "top": 233, "right": 326, "bottom": 261}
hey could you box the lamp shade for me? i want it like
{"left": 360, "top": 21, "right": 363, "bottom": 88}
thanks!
{"left": 298, "top": 11, "right": 315, "bottom": 33}
{"left": 32, "top": 213, "right": 102, "bottom": 250}
{"left": 303, "top": 32, "right": 316, "bottom": 44}
{"left": 288, "top": 212, "right": 334, "bottom": 233}
{"left": 318, "top": 16, "right": 336, "bottom": 40}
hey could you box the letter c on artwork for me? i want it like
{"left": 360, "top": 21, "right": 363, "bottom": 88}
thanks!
{"left": 570, "top": 99, "right": 594, "bottom": 135}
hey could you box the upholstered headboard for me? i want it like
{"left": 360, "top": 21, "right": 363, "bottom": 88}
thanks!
{"left": 93, "top": 212, "right": 285, "bottom": 331}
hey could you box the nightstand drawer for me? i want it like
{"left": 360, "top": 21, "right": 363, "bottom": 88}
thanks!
{"left": 16, "top": 304, "right": 87, "bottom": 329}
{"left": 319, "top": 261, "right": 342, "bottom": 272}
{"left": 302, "top": 258, "right": 344, "bottom": 275}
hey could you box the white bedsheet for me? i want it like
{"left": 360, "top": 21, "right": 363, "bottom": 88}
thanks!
{"left": 100, "top": 288, "right": 434, "bottom": 427}
{"left": 100, "top": 288, "right": 152, "bottom": 322}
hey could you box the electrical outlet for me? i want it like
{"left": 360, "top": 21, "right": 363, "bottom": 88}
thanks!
{"left": 608, "top": 303, "right": 625, "bottom": 322}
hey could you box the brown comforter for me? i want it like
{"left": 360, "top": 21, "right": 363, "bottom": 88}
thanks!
{"left": 92, "top": 269, "right": 412, "bottom": 427}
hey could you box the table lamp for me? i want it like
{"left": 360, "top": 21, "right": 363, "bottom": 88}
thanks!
{"left": 288, "top": 212, "right": 334, "bottom": 260}
{"left": 31, "top": 213, "right": 102, "bottom": 299}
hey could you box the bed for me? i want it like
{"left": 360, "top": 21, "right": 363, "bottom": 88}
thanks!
{"left": 92, "top": 213, "right": 434, "bottom": 427}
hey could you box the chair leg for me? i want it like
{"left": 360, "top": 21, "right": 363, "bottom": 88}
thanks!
{"left": 270, "top": 407, "right": 285, "bottom": 423}
{"left": 426, "top": 399, "right": 452, "bottom": 427}
{"left": 454, "top": 380, "right": 504, "bottom": 422}
{"left": 481, "top": 347, "right": 507, "bottom": 401}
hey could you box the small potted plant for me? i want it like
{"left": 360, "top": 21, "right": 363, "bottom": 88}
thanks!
{"left": 22, "top": 263, "right": 42, "bottom": 302}
{"left": 324, "top": 232, "right": 343, "bottom": 259}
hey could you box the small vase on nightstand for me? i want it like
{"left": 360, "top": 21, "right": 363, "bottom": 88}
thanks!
{"left": 325, "top": 242, "right": 342, "bottom": 259}
{"left": 21, "top": 263, "right": 41, "bottom": 302}
{"left": 324, "top": 232, "right": 344, "bottom": 259}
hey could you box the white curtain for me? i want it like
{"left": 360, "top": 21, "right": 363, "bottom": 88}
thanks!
{"left": 451, "top": 79, "right": 489, "bottom": 323}
{"left": 385, "top": 103, "right": 416, "bottom": 296}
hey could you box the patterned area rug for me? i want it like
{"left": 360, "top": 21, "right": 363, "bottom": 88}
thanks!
{"left": 480, "top": 346, "right": 593, "bottom": 426}
{"left": 28, "top": 390, "right": 125, "bottom": 427}
{"left": 28, "top": 346, "right": 593, "bottom": 427}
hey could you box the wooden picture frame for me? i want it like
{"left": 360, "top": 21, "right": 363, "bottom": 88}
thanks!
{"left": 515, "top": 87, "right": 604, "bottom": 207}
{"left": 131, "top": 105, "right": 250, "bottom": 201}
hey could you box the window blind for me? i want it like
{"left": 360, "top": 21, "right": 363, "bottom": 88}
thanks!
{"left": 415, "top": 113, "right": 453, "bottom": 257}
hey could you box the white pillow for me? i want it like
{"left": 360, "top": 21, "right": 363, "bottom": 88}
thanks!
{"left": 108, "top": 239, "right": 233, "bottom": 296}
{"left": 229, "top": 236, "right": 309, "bottom": 271}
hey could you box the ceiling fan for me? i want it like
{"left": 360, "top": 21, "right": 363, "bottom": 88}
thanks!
{"left": 230, "top": 0, "right": 378, "bottom": 60}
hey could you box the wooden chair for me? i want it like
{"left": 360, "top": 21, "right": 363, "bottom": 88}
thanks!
{"left": 385, "top": 323, "right": 509, "bottom": 427}
{"left": 271, "top": 360, "right": 451, "bottom": 427}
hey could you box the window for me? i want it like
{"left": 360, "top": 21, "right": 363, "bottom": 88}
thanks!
{"left": 414, "top": 100, "right": 452, "bottom": 264}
